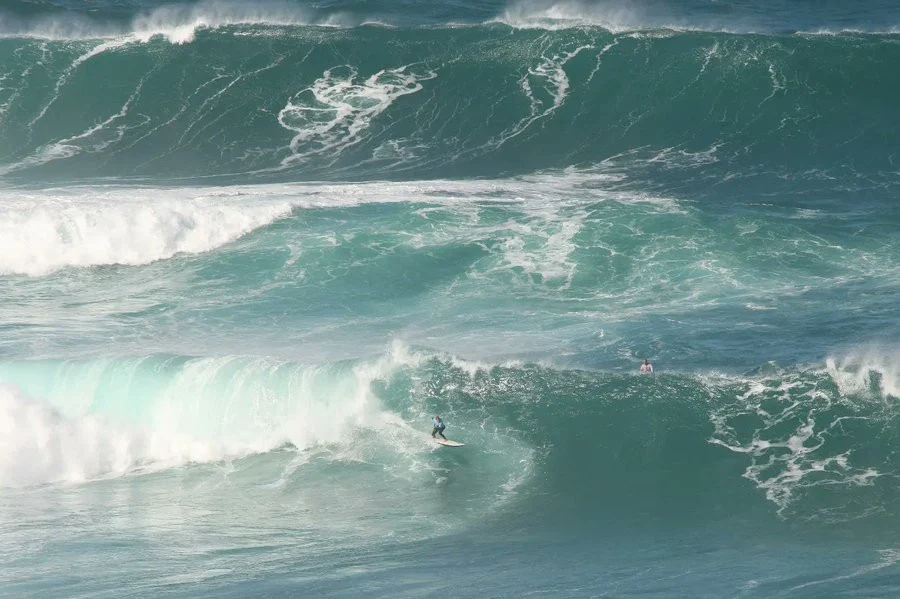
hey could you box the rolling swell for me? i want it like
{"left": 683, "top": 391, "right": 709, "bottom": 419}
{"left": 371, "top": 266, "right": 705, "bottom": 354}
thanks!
{"left": 1, "top": 348, "right": 897, "bottom": 531}
{"left": 0, "top": 24, "right": 898, "bottom": 185}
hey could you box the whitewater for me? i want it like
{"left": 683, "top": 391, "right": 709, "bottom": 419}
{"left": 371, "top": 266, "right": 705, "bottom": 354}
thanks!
{"left": 1, "top": 0, "right": 899, "bottom": 597}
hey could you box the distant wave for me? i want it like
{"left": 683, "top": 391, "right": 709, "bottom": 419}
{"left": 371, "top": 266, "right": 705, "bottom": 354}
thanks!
{"left": 1, "top": 25, "right": 898, "bottom": 184}
{"left": 2, "top": 0, "right": 898, "bottom": 43}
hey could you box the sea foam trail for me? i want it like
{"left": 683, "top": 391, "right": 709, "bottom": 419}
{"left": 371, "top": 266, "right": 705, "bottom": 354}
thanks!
{"left": 278, "top": 64, "right": 436, "bottom": 166}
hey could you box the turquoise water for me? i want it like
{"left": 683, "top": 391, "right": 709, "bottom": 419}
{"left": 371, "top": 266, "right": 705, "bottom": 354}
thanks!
{"left": 1, "top": 0, "right": 899, "bottom": 596}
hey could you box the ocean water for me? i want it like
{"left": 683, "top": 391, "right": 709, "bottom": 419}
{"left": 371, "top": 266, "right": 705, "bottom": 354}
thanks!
{"left": 1, "top": 0, "right": 899, "bottom": 596}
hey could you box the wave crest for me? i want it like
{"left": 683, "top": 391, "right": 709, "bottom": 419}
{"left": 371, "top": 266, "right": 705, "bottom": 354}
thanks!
{"left": 0, "top": 384, "right": 219, "bottom": 487}
{"left": 0, "top": 187, "right": 293, "bottom": 276}
{"left": 0, "top": 350, "right": 410, "bottom": 486}
{"left": 0, "top": 0, "right": 349, "bottom": 42}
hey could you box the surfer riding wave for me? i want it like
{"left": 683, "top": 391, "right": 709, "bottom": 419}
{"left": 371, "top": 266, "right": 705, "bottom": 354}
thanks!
{"left": 431, "top": 416, "right": 447, "bottom": 440}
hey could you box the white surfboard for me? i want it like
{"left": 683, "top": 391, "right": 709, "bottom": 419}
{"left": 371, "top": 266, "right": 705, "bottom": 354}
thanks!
{"left": 435, "top": 439, "right": 465, "bottom": 447}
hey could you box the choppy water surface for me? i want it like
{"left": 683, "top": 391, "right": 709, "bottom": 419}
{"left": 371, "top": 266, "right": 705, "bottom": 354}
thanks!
{"left": 1, "top": 0, "right": 899, "bottom": 596}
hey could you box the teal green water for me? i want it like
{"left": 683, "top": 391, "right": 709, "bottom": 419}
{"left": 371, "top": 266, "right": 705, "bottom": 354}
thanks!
{"left": 1, "top": 0, "right": 900, "bottom": 596}
{"left": 1, "top": 27, "right": 899, "bottom": 187}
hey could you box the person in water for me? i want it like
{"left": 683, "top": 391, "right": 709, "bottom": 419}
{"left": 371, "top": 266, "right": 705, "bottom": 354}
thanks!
{"left": 639, "top": 359, "right": 654, "bottom": 374}
{"left": 432, "top": 416, "right": 447, "bottom": 440}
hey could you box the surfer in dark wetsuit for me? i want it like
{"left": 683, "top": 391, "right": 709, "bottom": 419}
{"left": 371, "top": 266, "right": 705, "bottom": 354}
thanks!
{"left": 431, "top": 416, "right": 447, "bottom": 440}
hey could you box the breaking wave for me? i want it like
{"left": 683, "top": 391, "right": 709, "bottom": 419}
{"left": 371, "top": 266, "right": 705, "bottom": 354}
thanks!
{"left": 0, "top": 344, "right": 897, "bottom": 531}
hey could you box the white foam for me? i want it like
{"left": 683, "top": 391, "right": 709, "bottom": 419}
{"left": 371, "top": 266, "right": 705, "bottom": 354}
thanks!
{"left": 826, "top": 346, "right": 900, "bottom": 401}
{"left": 0, "top": 384, "right": 218, "bottom": 487}
{"left": 0, "top": 167, "right": 680, "bottom": 278}
{"left": 481, "top": 203, "right": 584, "bottom": 287}
{"left": 796, "top": 27, "right": 900, "bottom": 36}
{"left": 495, "top": 0, "right": 645, "bottom": 32}
{"left": 0, "top": 349, "right": 417, "bottom": 487}
{"left": 150, "top": 357, "right": 385, "bottom": 454}
{"left": 0, "top": 188, "right": 294, "bottom": 276}
{"left": 745, "top": 303, "right": 777, "bottom": 311}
